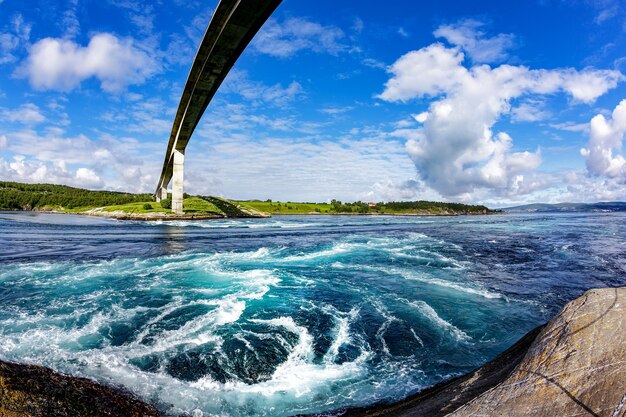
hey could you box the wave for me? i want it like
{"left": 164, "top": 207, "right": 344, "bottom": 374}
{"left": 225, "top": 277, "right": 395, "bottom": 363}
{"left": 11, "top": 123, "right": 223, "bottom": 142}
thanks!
{"left": 322, "top": 306, "right": 359, "bottom": 363}
{"left": 405, "top": 300, "right": 471, "bottom": 342}
{"left": 372, "top": 299, "right": 401, "bottom": 355}
{"left": 336, "top": 263, "right": 504, "bottom": 300}
{"left": 280, "top": 242, "right": 358, "bottom": 262}
{"left": 149, "top": 219, "right": 324, "bottom": 229}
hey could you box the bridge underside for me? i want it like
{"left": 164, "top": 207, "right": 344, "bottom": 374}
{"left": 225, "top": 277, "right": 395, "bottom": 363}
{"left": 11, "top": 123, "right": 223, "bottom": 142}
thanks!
{"left": 154, "top": 0, "right": 282, "bottom": 213}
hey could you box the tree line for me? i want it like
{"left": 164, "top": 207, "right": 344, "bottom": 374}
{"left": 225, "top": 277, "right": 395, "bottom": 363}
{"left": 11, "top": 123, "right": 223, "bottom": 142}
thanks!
{"left": 0, "top": 182, "right": 151, "bottom": 210}
{"left": 329, "top": 199, "right": 492, "bottom": 214}
{"left": 381, "top": 200, "right": 491, "bottom": 213}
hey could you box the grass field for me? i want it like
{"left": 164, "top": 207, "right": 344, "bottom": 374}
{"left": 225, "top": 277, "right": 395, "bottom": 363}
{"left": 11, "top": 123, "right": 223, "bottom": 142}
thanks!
{"left": 239, "top": 200, "right": 492, "bottom": 216}
{"left": 240, "top": 201, "right": 333, "bottom": 214}
{"left": 60, "top": 197, "right": 224, "bottom": 216}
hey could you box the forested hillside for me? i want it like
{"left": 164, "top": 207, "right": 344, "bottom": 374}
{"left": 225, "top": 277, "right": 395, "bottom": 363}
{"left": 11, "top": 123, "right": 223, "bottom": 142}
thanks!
{"left": 0, "top": 182, "right": 151, "bottom": 210}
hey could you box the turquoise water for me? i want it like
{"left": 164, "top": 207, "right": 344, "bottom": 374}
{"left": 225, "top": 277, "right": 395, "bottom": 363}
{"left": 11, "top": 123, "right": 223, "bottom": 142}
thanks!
{"left": 0, "top": 212, "right": 625, "bottom": 416}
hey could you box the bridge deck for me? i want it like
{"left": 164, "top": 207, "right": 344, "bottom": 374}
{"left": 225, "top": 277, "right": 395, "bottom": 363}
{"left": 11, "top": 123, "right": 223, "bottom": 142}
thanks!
{"left": 154, "top": 0, "right": 282, "bottom": 205}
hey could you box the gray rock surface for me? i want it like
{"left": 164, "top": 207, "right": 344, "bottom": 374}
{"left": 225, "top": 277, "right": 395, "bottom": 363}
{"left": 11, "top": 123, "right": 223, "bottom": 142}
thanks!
{"left": 450, "top": 287, "right": 626, "bottom": 417}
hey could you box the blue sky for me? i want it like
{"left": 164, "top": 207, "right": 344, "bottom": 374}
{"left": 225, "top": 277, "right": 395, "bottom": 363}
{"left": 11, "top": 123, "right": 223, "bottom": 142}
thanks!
{"left": 1, "top": 0, "right": 626, "bottom": 205}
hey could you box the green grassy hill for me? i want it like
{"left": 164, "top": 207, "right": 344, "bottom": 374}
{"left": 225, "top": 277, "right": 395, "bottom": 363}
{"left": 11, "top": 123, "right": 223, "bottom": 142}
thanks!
{"left": 236, "top": 200, "right": 333, "bottom": 214}
{"left": 0, "top": 182, "right": 259, "bottom": 218}
{"left": 240, "top": 199, "right": 495, "bottom": 216}
{"left": 0, "top": 181, "right": 151, "bottom": 210}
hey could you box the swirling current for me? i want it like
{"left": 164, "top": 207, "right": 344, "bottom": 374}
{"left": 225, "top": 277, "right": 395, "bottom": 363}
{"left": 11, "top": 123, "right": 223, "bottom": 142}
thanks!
{"left": 1, "top": 212, "right": 625, "bottom": 416}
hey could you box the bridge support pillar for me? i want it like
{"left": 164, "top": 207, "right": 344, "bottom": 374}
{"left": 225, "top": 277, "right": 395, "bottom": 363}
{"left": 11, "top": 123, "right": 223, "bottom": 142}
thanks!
{"left": 156, "top": 187, "right": 167, "bottom": 202}
{"left": 172, "top": 149, "right": 185, "bottom": 215}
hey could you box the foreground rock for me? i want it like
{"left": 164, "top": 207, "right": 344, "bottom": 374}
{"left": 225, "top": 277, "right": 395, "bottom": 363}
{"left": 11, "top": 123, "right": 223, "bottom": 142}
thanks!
{"left": 0, "top": 360, "right": 159, "bottom": 417}
{"left": 450, "top": 287, "right": 626, "bottom": 417}
{"left": 343, "top": 287, "right": 625, "bottom": 417}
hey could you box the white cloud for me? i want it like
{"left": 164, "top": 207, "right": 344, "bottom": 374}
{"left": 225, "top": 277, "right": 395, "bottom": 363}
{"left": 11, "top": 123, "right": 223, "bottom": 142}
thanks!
{"left": 0, "top": 14, "right": 31, "bottom": 64}
{"left": 590, "top": 0, "right": 621, "bottom": 24}
{"left": 1, "top": 128, "right": 162, "bottom": 192}
{"left": 1, "top": 103, "right": 46, "bottom": 124}
{"left": 561, "top": 171, "right": 626, "bottom": 202}
{"left": 511, "top": 99, "right": 551, "bottom": 122}
{"left": 550, "top": 121, "right": 589, "bottom": 133}
{"left": 221, "top": 70, "right": 304, "bottom": 107}
{"left": 18, "top": 33, "right": 159, "bottom": 92}
{"left": 362, "top": 57, "right": 386, "bottom": 70}
{"left": 581, "top": 99, "right": 626, "bottom": 178}
{"left": 0, "top": 156, "right": 107, "bottom": 190}
{"left": 195, "top": 102, "right": 322, "bottom": 138}
{"left": 413, "top": 112, "right": 429, "bottom": 123}
{"left": 108, "top": 0, "right": 156, "bottom": 36}
{"left": 62, "top": 0, "right": 80, "bottom": 38}
{"left": 252, "top": 17, "right": 346, "bottom": 58}
{"left": 557, "top": 69, "right": 624, "bottom": 103}
{"left": 0, "top": 135, "right": 7, "bottom": 150}
{"left": 377, "top": 44, "right": 467, "bottom": 102}
{"left": 379, "top": 40, "right": 623, "bottom": 198}
{"left": 320, "top": 106, "right": 354, "bottom": 115}
{"left": 183, "top": 6, "right": 213, "bottom": 44}
{"left": 183, "top": 134, "right": 414, "bottom": 201}
{"left": 177, "top": 102, "right": 416, "bottom": 201}
{"left": 434, "top": 19, "right": 514, "bottom": 63}
{"left": 359, "top": 179, "right": 425, "bottom": 202}
{"left": 101, "top": 97, "right": 172, "bottom": 135}
{"left": 75, "top": 167, "right": 103, "bottom": 188}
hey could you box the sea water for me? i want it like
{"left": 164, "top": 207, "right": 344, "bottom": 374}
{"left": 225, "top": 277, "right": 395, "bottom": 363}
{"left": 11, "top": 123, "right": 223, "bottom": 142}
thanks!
{"left": 0, "top": 212, "right": 625, "bottom": 416}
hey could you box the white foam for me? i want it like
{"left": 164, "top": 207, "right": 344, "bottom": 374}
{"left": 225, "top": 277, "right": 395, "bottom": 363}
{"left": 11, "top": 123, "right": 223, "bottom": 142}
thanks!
{"left": 215, "top": 316, "right": 369, "bottom": 398}
{"left": 148, "top": 219, "right": 323, "bottom": 230}
{"left": 404, "top": 272, "right": 503, "bottom": 299}
{"left": 281, "top": 242, "right": 356, "bottom": 262}
{"left": 323, "top": 307, "right": 359, "bottom": 363}
{"left": 408, "top": 300, "right": 471, "bottom": 342}
{"left": 410, "top": 328, "right": 424, "bottom": 347}
{"left": 355, "top": 264, "right": 503, "bottom": 299}
{"left": 371, "top": 300, "right": 401, "bottom": 355}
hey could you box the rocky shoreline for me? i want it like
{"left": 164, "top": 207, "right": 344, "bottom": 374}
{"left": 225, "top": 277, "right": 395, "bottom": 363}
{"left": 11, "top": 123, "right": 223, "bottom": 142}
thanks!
{"left": 1, "top": 287, "right": 624, "bottom": 417}
{"left": 0, "top": 360, "right": 158, "bottom": 417}
{"left": 336, "top": 286, "right": 626, "bottom": 417}
{"left": 81, "top": 208, "right": 229, "bottom": 221}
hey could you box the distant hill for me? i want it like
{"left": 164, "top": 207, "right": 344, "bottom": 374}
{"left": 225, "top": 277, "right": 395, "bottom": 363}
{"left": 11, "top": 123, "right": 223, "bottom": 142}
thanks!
{"left": 502, "top": 202, "right": 626, "bottom": 212}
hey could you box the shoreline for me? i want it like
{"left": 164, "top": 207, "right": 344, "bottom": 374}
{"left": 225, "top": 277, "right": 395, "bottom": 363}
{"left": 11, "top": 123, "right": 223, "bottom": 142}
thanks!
{"left": 0, "top": 360, "right": 159, "bottom": 417}
{"left": 3, "top": 209, "right": 499, "bottom": 221}
{"left": 262, "top": 211, "right": 495, "bottom": 217}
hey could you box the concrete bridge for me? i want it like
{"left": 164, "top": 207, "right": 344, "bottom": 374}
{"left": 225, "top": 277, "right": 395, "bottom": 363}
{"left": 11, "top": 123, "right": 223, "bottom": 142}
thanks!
{"left": 154, "top": 0, "right": 282, "bottom": 213}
